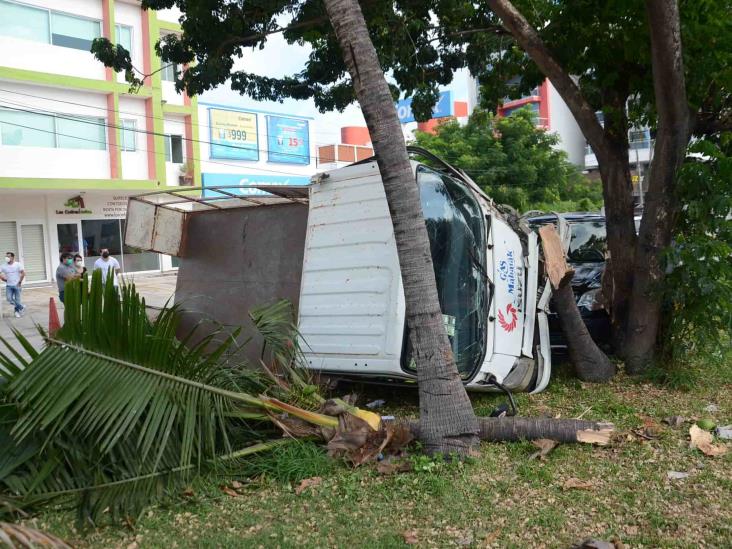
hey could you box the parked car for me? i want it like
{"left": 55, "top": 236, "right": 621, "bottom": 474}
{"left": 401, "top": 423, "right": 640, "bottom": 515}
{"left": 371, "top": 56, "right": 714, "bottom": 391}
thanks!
{"left": 526, "top": 212, "right": 612, "bottom": 350}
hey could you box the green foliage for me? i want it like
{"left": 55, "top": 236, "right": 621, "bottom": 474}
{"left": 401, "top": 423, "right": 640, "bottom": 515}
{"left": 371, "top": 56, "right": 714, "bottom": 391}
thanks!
{"left": 658, "top": 134, "right": 732, "bottom": 373}
{"left": 237, "top": 440, "right": 336, "bottom": 484}
{"left": 0, "top": 273, "right": 310, "bottom": 525}
{"left": 413, "top": 108, "right": 603, "bottom": 212}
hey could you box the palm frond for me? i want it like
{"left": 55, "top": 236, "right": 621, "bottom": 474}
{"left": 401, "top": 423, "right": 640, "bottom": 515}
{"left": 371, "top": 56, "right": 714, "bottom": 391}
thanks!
{"left": 0, "top": 278, "right": 337, "bottom": 525}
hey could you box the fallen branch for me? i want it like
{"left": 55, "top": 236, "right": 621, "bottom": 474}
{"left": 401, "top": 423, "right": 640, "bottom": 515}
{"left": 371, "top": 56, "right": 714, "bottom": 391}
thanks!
{"left": 539, "top": 225, "right": 615, "bottom": 382}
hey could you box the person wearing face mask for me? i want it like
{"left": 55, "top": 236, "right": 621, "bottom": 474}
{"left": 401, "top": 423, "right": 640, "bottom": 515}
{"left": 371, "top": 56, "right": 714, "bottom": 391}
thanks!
{"left": 93, "top": 248, "right": 120, "bottom": 288}
{"left": 1, "top": 251, "right": 26, "bottom": 318}
{"left": 73, "top": 254, "right": 87, "bottom": 276}
{"left": 55, "top": 252, "right": 79, "bottom": 304}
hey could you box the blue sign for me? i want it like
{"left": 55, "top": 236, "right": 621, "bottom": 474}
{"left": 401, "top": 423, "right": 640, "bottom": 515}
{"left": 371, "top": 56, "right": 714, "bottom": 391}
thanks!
{"left": 202, "top": 172, "right": 311, "bottom": 198}
{"left": 208, "top": 108, "right": 259, "bottom": 161}
{"left": 266, "top": 115, "right": 310, "bottom": 165}
{"left": 396, "top": 91, "right": 453, "bottom": 124}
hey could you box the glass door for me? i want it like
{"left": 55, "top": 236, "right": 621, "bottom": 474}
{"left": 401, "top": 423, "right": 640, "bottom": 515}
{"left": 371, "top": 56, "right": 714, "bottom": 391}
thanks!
{"left": 81, "top": 219, "right": 123, "bottom": 272}
{"left": 57, "top": 223, "right": 81, "bottom": 257}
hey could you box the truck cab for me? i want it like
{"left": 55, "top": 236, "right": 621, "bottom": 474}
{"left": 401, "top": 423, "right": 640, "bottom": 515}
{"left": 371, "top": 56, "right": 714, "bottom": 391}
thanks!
{"left": 297, "top": 149, "right": 551, "bottom": 392}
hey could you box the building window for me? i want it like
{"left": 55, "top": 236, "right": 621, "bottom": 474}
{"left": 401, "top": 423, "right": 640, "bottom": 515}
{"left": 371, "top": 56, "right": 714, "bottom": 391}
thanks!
{"left": 161, "top": 62, "right": 179, "bottom": 82}
{"left": 51, "top": 12, "right": 100, "bottom": 51}
{"left": 165, "top": 134, "right": 183, "bottom": 163}
{"left": 121, "top": 119, "right": 136, "bottom": 151}
{"left": 0, "top": 109, "right": 106, "bottom": 150}
{"left": 56, "top": 115, "right": 106, "bottom": 150}
{"left": 115, "top": 23, "right": 132, "bottom": 54}
{"left": 0, "top": 1, "right": 100, "bottom": 52}
{"left": 0, "top": 109, "right": 56, "bottom": 147}
{"left": 0, "top": 0, "right": 49, "bottom": 43}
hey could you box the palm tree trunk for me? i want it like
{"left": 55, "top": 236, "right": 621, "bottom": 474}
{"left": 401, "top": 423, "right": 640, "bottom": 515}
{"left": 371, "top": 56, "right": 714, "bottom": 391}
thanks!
{"left": 625, "top": 0, "right": 690, "bottom": 373}
{"left": 321, "top": 0, "right": 479, "bottom": 455}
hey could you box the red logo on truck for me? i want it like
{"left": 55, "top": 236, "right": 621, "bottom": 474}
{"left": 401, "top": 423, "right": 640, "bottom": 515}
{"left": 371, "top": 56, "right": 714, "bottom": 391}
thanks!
{"left": 498, "top": 303, "right": 518, "bottom": 332}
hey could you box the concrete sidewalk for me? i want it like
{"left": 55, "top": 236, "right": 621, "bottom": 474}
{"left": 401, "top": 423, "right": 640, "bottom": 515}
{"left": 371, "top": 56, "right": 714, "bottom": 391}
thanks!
{"left": 1, "top": 272, "right": 178, "bottom": 359}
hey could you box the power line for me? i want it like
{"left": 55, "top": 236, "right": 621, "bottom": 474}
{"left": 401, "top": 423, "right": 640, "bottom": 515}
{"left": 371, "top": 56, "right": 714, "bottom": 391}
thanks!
{"left": 0, "top": 100, "right": 312, "bottom": 163}
{"left": 0, "top": 86, "right": 347, "bottom": 141}
{"left": 0, "top": 117, "right": 318, "bottom": 180}
{"left": 0, "top": 117, "right": 589, "bottom": 188}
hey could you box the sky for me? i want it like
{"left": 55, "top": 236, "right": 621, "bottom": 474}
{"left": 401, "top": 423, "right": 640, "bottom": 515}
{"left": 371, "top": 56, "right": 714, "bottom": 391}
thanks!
{"left": 199, "top": 33, "right": 472, "bottom": 146}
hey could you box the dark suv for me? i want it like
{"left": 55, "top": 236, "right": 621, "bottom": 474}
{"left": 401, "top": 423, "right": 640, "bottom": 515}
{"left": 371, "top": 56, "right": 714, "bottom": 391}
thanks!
{"left": 527, "top": 213, "right": 611, "bottom": 350}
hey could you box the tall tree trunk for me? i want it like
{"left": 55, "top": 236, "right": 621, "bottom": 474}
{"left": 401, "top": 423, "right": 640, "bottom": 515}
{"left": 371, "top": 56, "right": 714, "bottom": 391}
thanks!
{"left": 597, "top": 100, "right": 637, "bottom": 351}
{"left": 322, "top": 0, "right": 479, "bottom": 455}
{"left": 625, "top": 0, "right": 690, "bottom": 373}
{"left": 486, "top": 0, "right": 637, "bottom": 351}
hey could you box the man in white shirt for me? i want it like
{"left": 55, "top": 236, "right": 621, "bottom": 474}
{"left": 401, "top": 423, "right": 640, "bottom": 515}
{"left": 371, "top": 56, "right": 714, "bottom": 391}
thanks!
{"left": 0, "top": 251, "right": 26, "bottom": 318}
{"left": 93, "top": 248, "right": 121, "bottom": 288}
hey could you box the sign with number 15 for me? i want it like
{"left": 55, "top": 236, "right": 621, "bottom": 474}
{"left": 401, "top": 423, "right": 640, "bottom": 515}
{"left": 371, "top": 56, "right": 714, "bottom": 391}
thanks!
{"left": 209, "top": 108, "right": 259, "bottom": 160}
{"left": 266, "top": 115, "right": 310, "bottom": 165}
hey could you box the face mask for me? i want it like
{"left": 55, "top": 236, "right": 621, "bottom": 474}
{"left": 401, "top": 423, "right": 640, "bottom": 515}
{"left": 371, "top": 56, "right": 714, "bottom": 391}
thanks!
{"left": 75, "top": 260, "right": 83, "bottom": 266}
{"left": 102, "top": 252, "right": 110, "bottom": 259}
{"left": 65, "top": 258, "right": 73, "bottom": 266}
{"left": 4, "top": 257, "right": 10, "bottom": 263}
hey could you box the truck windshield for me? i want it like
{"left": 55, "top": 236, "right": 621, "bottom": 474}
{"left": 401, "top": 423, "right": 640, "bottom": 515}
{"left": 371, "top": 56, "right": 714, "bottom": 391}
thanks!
{"left": 403, "top": 166, "right": 488, "bottom": 380}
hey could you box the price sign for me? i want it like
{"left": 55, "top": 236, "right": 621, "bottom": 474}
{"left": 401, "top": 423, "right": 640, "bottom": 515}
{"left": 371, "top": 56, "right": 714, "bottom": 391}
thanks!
{"left": 209, "top": 108, "right": 259, "bottom": 160}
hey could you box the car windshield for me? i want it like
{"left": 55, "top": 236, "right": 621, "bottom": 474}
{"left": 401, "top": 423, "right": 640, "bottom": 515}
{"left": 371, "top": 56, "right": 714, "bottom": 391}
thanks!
{"left": 568, "top": 220, "right": 607, "bottom": 262}
{"left": 529, "top": 217, "right": 607, "bottom": 263}
{"left": 402, "top": 166, "right": 487, "bottom": 379}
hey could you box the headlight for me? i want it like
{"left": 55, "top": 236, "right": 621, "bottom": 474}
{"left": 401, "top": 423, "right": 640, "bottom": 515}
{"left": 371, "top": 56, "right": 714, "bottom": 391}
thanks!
{"left": 577, "top": 288, "right": 604, "bottom": 311}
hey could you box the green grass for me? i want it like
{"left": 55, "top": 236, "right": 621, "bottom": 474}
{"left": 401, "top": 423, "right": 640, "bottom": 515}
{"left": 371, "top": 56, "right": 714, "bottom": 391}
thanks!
{"left": 29, "top": 353, "right": 732, "bottom": 548}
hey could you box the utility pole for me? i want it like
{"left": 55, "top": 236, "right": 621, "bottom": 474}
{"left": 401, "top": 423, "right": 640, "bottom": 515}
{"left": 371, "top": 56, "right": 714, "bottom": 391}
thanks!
{"left": 635, "top": 147, "right": 644, "bottom": 210}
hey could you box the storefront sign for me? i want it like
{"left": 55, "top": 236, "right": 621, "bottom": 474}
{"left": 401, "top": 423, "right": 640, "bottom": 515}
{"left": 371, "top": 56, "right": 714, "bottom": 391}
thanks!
{"left": 202, "top": 172, "right": 310, "bottom": 197}
{"left": 56, "top": 195, "right": 92, "bottom": 215}
{"left": 266, "top": 116, "right": 310, "bottom": 165}
{"left": 54, "top": 195, "right": 127, "bottom": 218}
{"left": 396, "top": 91, "right": 453, "bottom": 124}
{"left": 209, "top": 108, "right": 259, "bottom": 160}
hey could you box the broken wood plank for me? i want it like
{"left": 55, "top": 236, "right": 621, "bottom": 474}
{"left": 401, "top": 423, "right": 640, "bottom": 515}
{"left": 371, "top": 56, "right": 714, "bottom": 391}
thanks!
{"left": 539, "top": 224, "right": 575, "bottom": 290}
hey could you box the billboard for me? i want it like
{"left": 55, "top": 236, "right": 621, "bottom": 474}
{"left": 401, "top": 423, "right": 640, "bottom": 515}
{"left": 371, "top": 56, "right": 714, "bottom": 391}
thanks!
{"left": 201, "top": 172, "right": 311, "bottom": 197}
{"left": 266, "top": 115, "right": 310, "bottom": 165}
{"left": 209, "top": 108, "right": 259, "bottom": 160}
{"left": 396, "top": 90, "right": 453, "bottom": 124}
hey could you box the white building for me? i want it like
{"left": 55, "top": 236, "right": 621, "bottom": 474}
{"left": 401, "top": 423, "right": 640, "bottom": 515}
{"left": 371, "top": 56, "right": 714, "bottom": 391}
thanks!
{"left": 0, "top": 0, "right": 203, "bottom": 282}
{"left": 468, "top": 76, "right": 586, "bottom": 167}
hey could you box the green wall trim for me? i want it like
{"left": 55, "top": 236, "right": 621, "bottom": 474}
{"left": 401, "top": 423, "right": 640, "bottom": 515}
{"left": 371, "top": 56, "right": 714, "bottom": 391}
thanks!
{"left": 146, "top": 10, "right": 167, "bottom": 183}
{"left": 157, "top": 20, "right": 182, "bottom": 32}
{"left": 190, "top": 95, "right": 201, "bottom": 186}
{"left": 0, "top": 178, "right": 162, "bottom": 191}
{"left": 0, "top": 66, "right": 153, "bottom": 97}
{"left": 162, "top": 103, "right": 195, "bottom": 115}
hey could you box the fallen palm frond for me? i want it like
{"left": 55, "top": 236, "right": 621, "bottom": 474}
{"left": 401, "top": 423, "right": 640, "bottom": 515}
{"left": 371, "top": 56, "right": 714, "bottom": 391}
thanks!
{"left": 0, "top": 273, "right": 339, "bottom": 524}
{"left": 0, "top": 521, "right": 72, "bottom": 549}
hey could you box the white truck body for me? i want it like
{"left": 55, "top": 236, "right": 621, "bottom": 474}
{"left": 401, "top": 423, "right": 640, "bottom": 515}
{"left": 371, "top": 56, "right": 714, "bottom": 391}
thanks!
{"left": 125, "top": 151, "right": 552, "bottom": 392}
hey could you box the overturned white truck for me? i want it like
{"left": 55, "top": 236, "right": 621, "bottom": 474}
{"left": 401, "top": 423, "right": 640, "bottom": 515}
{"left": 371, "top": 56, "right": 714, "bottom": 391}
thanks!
{"left": 125, "top": 148, "right": 552, "bottom": 393}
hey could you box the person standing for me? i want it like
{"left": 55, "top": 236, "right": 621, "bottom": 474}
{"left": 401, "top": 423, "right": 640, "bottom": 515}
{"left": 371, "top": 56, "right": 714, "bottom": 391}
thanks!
{"left": 73, "top": 254, "right": 87, "bottom": 276}
{"left": 93, "top": 248, "right": 121, "bottom": 288}
{"left": 55, "top": 252, "right": 79, "bottom": 304}
{"left": 0, "top": 251, "right": 26, "bottom": 318}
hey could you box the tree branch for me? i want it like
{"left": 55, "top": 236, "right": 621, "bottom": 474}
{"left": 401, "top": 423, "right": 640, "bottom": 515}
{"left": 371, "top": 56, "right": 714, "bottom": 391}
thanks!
{"left": 484, "top": 0, "right": 610, "bottom": 162}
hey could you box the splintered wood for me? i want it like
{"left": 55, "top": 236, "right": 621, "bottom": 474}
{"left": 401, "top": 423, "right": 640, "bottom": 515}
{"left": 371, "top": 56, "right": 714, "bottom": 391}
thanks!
{"left": 538, "top": 224, "right": 575, "bottom": 290}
